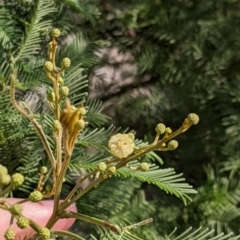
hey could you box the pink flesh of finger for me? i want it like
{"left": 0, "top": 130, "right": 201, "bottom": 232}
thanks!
{"left": 0, "top": 198, "right": 77, "bottom": 240}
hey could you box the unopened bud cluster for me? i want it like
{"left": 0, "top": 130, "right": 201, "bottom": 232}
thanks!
{"left": 29, "top": 190, "right": 43, "bottom": 202}
{"left": 0, "top": 164, "right": 11, "bottom": 187}
{"left": 4, "top": 228, "right": 15, "bottom": 240}
{"left": 11, "top": 173, "right": 24, "bottom": 188}
{"left": 17, "top": 217, "right": 30, "bottom": 229}
{"left": 38, "top": 227, "right": 51, "bottom": 239}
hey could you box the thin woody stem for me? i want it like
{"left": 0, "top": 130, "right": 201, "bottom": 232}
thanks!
{"left": 62, "top": 169, "right": 99, "bottom": 205}
{"left": 9, "top": 75, "right": 56, "bottom": 171}
{"left": 58, "top": 173, "right": 108, "bottom": 213}
{"left": 60, "top": 211, "right": 121, "bottom": 234}
{"left": 116, "top": 122, "right": 191, "bottom": 169}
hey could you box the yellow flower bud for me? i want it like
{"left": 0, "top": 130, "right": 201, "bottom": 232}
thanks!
{"left": 11, "top": 173, "right": 24, "bottom": 188}
{"left": 155, "top": 123, "right": 166, "bottom": 134}
{"left": 61, "top": 58, "right": 71, "bottom": 69}
{"left": 168, "top": 140, "right": 178, "bottom": 150}
{"left": 57, "top": 76, "right": 64, "bottom": 84}
{"left": 51, "top": 28, "right": 61, "bottom": 38}
{"left": 138, "top": 162, "right": 150, "bottom": 172}
{"left": 60, "top": 86, "right": 69, "bottom": 97}
{"left": 98, "top": 162, "right": 107, "bottom": 171}
{"left": 107, "top": 166, "right": 116, "bottom": 175}
{"left": 187, "top": 113, "right": 199, "bottom": 125}
{"left": 44, "top": 61, "right": 53, "bottom": 72}
{"left": 165, "top": 127, "right": 172, "bottom": 134}
{"left": 40, "top": 166, "right": 48, "bottom": 174}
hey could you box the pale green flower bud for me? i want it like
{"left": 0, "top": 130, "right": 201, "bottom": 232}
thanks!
{"left": 29, "top": 190, "right": 43, "bottom": 202}
{"left": 38, "top": 227, "right": 51, "bottom": 239}
{"left": 47, "top": 92, "right": 55, "bottom": 102}
{"left": 17, "top": 216, "right": 30, "bottom": 229}
{"left": 138, "top": 162, "right": 150, "bottom": 172}
{"left": 187, "top": 113, "right": 199, "bottom": 125}
{"left": 155, "top": 123, "right": 166, "bottom": 134}
{"left": 61, "top": 58, "right": 71, "bottom": 69}
{"left": 98, "top": 162, "right": 107, "bottom": 171}
{"left": 10, "top": 204, "right": 22, "bottom": 215}
{"left": 57, "top": 76, "right": 64, "bottom": 84}
{"left": 40, "top": 166, "right": 48, "bottom": 174}
{"left": 11, "top": 173, "right": 24, "bottom": 188}
{"left": 51, "top": 28, "right": 61, "bottom": 38}
{"left": 4, "top": 228, "right": 15, "bottom": 240}
{"left": 168, "top": 140, "right": 178, "bottom": 150}
{"left": 107, "top": 166, "right": 116, "bottom": 175}
{"left": 0, "top": 164, "right": 8, "bottom": 174}
{"left": 78, "top": 107, "right": 87, "bottom": 116}
{"left": 53, "top": 120, "right": 62, "bottom": 131}
{"left": 60, "top": 86, "right": 69, "bottom": 97}
{"left": 44, "top": 61, "right": 53, "bottom": 72}
{"left": 74, "top": 120, "right": 85, "bottom": 131}
{"left": 165, "top": 127, "right": 172, "bottom": 134}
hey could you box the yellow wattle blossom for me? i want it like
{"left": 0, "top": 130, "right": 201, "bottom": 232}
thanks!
{"left": 108, "top": 133, "right": 135, "bottom": 158}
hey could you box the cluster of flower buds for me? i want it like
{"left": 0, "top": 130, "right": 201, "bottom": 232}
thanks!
{"left": 106, "top": 113, "right": 199, "bottom": 174}
{"left": 0, "top": 165, "right": 24, "bottom": 192}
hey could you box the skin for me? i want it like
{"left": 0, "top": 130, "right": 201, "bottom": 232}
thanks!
{"left": 0, "top": 198, "right": 77, "bottom": 240}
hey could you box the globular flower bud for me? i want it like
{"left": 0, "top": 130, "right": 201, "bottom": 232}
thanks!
{"left": 107, "top": 166, "right": 116, "bottom": 175}
{"left": 155, "top": 123, "right": 166, "bottom": 134}
{"left": 57, "top": 76, "right": 64, "bottom": 84}
{"left": 11, "top": 173, "right": 24, "bottom": 188}
{"left": 47, "top": 92, "right": 55, "bottom": 102}
{"left": 53, "top": 120, "right": 62, "bottom": 131}
{"left": 74, "top": 119, "right": 85, "bottom": 131}
{"left": 10, "top": 204, "right": 22, "bottom": 215}
{"left": 40, "top": 166, "right": 48, "bottom": 174}
{"left": 98, "top": 162, "right": 107, "bottom": 171}
{"left": 61, "top": 58, "right": 71, "bottom": 69}
{"left": 29, "top": 190, "right": 43, "bottom": 202}
{"left": 78, "top": 107, "right": 87, "bottom": 116}
{"left": 38, "top": 227, "right": 51, "bottom": 239}
{"left": 17, "top": 216, "right": 30, "bottom": 229}
{"left": 108, "top": 133, "right": 135, "bottom": 158}
{"left": 138, "top": 162, "right": 150, "bottom": 172}
{"left": 51, "top": 28, "right": 61, "bottom": 38}
{"left": 0, "top": 174, "right": 11, "bottom": 186}
{"left": 168, "top": 140, "right": 178, "bottom": 150}
{"left": 187, "top": 113, "right": 199, "bottom": 125}
{"left": 44, "top": 61, "right": 53, "bottom": 72}
{"left": 4, "top": 228, "right": 15, "bottom": 240}
{"left": 60, "top": 86, "right": 69, "bottom": 97}
{"left": 165, "top": 127, "right": 172, "bottom": 134}
{"left": 0, "top": 164, "right": 8, "bottom": 174}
